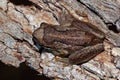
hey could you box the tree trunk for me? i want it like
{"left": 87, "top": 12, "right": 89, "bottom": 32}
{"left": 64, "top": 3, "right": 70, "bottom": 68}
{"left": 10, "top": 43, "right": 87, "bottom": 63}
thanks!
{"left": 0, "top": 0, "right": 120, "bottom": 80}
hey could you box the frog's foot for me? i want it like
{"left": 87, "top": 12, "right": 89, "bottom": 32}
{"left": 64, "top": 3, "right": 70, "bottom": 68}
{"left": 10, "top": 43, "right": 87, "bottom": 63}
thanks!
{"left": 55, "top": 57, "right": 70, "bottom": 65}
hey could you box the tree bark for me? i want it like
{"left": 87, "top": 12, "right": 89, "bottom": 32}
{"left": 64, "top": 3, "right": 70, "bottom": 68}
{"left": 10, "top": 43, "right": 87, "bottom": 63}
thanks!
{"left": 0, "top": 0, "right": 120, "bottom": 80}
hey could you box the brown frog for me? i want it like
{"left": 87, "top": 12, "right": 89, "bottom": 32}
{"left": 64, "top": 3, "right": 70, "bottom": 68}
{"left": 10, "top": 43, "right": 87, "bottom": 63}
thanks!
{"left": 33, "top": 18, "right": 105, "bottom": 64}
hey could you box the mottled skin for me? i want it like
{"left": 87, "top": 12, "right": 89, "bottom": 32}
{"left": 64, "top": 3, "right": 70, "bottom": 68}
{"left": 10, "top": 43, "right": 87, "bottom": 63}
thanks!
{"left": 33, "top": 19, "right": 105, "bottom": 64}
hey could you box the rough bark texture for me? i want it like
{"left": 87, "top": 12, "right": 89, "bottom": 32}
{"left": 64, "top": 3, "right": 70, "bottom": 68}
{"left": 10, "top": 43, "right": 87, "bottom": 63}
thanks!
{"left": 0, "top": 0, "right": 120, "bottom": 80}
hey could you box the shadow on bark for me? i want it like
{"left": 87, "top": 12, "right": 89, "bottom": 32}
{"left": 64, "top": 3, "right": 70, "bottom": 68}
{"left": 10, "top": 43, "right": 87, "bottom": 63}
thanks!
{"left": 0, "top": 61, "right": 50, "bottom": 80}
{"left": 9, "top": 0, "right": 33, "bottom": 6}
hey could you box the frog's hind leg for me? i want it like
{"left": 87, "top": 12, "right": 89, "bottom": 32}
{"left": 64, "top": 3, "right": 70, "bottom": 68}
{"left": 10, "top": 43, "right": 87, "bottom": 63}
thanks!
{"left": 69, "top": 43, "right": 104, "bottom": 64}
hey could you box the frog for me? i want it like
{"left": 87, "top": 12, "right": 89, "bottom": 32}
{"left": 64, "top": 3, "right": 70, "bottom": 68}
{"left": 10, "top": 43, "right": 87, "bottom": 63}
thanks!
{"left": 33, "top": 18, "right": 105, "bottom": 64}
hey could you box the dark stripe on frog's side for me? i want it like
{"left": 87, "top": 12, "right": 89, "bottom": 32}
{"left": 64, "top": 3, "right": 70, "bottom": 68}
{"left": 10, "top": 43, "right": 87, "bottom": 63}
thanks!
{"left": 72, "top": 19, "right": 105, "bottom": 39}
{"left": 43, "top": 26, "right": 103, "bottom": 46}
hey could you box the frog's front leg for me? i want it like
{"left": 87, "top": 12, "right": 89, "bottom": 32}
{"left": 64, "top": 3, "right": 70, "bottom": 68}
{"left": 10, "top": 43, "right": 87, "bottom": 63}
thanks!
{"left": 69, "top": 43, "right": 104, "bottom": 64}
